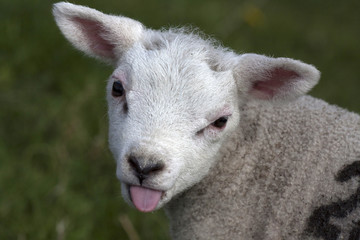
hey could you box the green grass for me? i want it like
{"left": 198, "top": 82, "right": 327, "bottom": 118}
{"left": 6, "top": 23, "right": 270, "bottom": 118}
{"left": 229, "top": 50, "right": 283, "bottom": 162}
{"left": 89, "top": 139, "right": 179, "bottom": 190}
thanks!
{"left": 1, "top": 0, "right": 359, "bottom": 239}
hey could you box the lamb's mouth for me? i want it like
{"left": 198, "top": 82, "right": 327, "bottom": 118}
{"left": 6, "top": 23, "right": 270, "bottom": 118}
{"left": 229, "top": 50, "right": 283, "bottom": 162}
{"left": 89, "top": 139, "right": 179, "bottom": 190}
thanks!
{"left": 128, "top": 185, "right": 164, "bottom": 212}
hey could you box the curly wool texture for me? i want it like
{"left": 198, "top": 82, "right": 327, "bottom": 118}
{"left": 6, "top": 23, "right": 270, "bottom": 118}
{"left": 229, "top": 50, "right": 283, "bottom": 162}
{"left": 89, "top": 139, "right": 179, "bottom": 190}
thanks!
{"left": 166, "top": 96, "right": 360, "bottom": 240}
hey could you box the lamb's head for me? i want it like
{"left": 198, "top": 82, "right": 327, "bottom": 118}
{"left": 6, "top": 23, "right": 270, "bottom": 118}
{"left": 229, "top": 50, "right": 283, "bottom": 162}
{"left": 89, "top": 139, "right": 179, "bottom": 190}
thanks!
{"left": 53, "top": 2, "right": 320, "bottom": 212}
{"left": 107, "top": 51, "right": 239, "bottom": 212}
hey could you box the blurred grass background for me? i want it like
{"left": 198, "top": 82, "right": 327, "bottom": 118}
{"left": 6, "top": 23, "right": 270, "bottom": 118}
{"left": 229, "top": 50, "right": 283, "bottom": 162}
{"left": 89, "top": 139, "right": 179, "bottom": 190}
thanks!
{"left": 0, "top": 0, "right": 359, "bottom": 239}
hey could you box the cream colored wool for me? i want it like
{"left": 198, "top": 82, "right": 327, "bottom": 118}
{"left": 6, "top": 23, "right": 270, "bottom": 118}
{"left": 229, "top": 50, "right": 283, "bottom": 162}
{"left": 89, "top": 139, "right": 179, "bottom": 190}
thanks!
{"left": 166, "top": 96, "right": 360, "bottom": 239}
{"left": 53, "top": 2, "right": 360, "bottom": 239}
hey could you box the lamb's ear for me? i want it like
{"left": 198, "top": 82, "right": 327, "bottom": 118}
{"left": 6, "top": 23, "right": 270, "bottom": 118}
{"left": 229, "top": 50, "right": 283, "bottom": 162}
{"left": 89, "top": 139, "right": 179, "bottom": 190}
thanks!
{"left": 52, "top": 2, "right": 144, "bottom": 64}
{"left": 234, "top": 54, "right": 320, "bottom": 102}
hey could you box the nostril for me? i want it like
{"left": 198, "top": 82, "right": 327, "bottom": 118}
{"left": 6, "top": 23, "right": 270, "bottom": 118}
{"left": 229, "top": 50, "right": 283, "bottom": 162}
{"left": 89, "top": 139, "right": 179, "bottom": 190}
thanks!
{"left": 128, "top": 155, "right": 141, "bottom": 173}
{"left": 142, "top": 162, "right": 165, "bottom": 175}
{"left": 128, "top": 155, "right": 165, "bottom": 175}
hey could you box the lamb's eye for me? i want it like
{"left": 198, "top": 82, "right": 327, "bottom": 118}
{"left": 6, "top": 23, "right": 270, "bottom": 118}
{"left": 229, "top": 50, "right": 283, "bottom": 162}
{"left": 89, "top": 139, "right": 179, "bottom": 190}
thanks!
{"left": 211, "top": 117, "right": 228, "bottom": 129}
{"left": 112, "top": 81, "right": 125, "bottom": 97}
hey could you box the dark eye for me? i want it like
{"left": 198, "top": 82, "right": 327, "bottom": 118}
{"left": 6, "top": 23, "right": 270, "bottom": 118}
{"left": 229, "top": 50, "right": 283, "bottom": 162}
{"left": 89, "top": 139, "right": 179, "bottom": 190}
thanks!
{"left": 211, "top": 117, "right": 228, "bottom": 129}
{"left": 112, "top": 81, "right": 125, "bottom": 97}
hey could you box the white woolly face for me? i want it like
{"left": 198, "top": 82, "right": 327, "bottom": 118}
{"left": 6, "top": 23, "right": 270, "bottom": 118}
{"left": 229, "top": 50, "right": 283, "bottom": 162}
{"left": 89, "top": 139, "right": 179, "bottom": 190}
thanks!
{"left": 107, "top": 44, "right": 240, "bottom": 210}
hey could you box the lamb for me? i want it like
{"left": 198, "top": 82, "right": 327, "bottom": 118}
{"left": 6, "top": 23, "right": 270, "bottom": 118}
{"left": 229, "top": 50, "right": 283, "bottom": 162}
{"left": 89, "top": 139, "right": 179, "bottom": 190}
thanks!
{"left": 53, "top": 2, "right": 360, "bottom": 239}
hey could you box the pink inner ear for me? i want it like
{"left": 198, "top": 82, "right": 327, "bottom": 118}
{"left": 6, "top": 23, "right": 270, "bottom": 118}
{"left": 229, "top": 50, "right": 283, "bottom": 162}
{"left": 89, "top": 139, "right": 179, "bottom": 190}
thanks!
{"left": 251, "top": 68, "right": 299, "bottom": 99}
{"left": 73, "top": 17, "right": 116, "bottom": 59}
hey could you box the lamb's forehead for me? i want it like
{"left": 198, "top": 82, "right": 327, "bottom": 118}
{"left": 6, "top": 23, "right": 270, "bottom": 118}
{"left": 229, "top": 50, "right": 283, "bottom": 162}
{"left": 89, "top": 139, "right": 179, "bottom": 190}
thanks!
{"left": 127, "top": 46, "right": 216, "bottom": 92}
{"left": 117, "top": 33, "right": 235, "bottom": 111}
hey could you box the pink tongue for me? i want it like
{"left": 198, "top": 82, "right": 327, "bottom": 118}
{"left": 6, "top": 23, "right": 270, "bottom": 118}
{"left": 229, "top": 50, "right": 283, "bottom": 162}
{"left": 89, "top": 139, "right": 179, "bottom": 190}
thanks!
{"left": 130, "top": 186, "right": 162, "bottom": 212}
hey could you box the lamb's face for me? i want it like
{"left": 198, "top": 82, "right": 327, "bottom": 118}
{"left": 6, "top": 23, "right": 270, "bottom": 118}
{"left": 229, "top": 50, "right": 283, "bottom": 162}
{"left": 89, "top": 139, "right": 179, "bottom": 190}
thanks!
{"left": 107, "top": 44, "right": 240, "bottom": 211}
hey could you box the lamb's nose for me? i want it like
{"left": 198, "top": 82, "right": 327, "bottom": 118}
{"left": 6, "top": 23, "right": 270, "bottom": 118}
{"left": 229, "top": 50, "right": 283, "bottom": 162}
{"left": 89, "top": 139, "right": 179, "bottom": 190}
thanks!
{"left": 128, "top": 155, "right": 165, "bottom": 184}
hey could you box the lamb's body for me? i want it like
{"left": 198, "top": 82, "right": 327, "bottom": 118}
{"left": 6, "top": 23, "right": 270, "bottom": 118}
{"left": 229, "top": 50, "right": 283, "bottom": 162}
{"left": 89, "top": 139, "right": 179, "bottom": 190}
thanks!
{"left": 166, "top": 96, "right": 360, "bottom": 239}
{"left": 53, "top": 3, "right": 360, "bottom": 239}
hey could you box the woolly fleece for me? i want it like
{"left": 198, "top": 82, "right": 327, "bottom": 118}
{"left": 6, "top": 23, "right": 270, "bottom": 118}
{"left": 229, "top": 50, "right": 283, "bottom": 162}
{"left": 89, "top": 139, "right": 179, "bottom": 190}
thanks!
{"left": 166, "top": 96, "right": 360, "bottom": 239}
